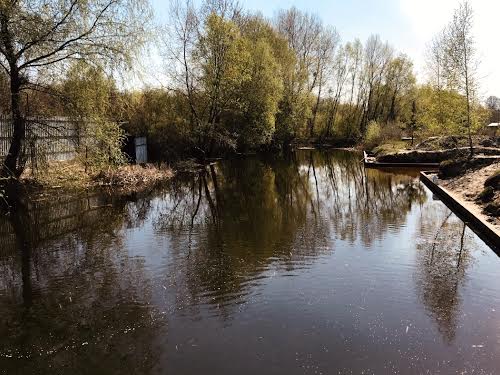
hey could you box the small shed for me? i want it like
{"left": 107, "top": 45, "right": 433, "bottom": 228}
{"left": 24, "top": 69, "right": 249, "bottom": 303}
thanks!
{"left": 134, "top": 137, "right": 148, "bottom": 164}
{"left": 123, "top": 135, "right": 148, "bottom": 164}
{"left": 487, "top": 123, "right": 500, "bottom": 136}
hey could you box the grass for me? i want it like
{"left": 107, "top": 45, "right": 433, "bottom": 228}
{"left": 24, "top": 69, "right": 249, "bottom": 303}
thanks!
{"left": 372, "top": 141, "right": 409, "bottom": 156}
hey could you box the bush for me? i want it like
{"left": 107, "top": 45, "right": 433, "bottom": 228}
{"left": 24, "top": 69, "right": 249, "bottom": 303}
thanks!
{"left": 477, "top": 186, "right": 495, "bottom": 203}
{"left": 438, "top": 159, "right": 466, "bottom": 179}
{"left": 485, "top": 199, "right": 500, "bottom": 217}
{"left": 365, "top": 121, "right": 382, "bottom": 150}
{"left": 485, "top": 170, "right": 500, "bottom": 190}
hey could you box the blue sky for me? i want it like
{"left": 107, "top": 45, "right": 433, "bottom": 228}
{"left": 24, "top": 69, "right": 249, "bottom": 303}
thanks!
{"left": 150, "top": 0, "right": 500, "bottom": 97}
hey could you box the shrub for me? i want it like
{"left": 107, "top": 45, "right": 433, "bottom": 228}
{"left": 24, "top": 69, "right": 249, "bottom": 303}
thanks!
{"left": 365, "top": 121, "right": 382, "bottom": 150}
{"left": 485, "top": 170, "right": 500, "bottom": 190}
{"left": 477, "top": 186, "right": 495, "bottom": 203}
{"left": 438, "top": 159, "right": 466, "bottom": 179}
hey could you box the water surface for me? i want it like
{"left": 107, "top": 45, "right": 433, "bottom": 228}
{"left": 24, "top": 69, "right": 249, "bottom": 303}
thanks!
{"left": 1, "top": 150, "right": 499, "bottom": 374}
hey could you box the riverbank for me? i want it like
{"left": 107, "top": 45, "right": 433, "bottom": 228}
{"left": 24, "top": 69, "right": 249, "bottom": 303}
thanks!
{"left": 437, "top": 162, "right": 500, "bottom": 229}
{"left": 420, "top": 160, "right": 500, "bottom": 238}
{"left": 8, "top": 144, "right": 355, "bottom": 195}
{"left": 370, "top": 136, "right": 500, "bottom": 164}
{"left": 19, "top": 160, "right": 174, "bottom": 194}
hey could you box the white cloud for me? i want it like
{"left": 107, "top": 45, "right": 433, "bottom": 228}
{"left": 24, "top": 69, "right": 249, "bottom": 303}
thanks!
{"left": 399, "top": 0, "right": 500, "bottom": 98}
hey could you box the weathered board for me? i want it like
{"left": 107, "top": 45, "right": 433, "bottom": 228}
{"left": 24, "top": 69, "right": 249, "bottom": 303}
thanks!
{"left": 134, "top": 137, "right": 148, "bottom": 164}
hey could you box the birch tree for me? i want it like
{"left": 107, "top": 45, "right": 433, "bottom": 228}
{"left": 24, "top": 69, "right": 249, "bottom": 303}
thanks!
{"left": 443, "top": 1, "right": 478, "bottom": 155}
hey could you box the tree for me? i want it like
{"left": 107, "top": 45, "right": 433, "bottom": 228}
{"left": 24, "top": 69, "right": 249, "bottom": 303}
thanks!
{"left": 308, "top": 27, "right": 339, "bottom": 138}
{"left": 486, "top": 96, "right": 500, "bottom": 123}
{"left": 0, "top": 0, "right": 150, "bottom": 178}
{"left": 426, "top": 31, "right": 448, "bottom": 127}
{"left": 166, "top": 0, "right": 242, "bottom": 158}
{"left": 383, "top": 54, "right": 415, "bottom": 123}
{"left": 166, "top": 1, "right": 288, "bottom": 155}
{"left": 232, "top": 19, "right": 284, "bottom": 149}
{"left": 322, "top": 44, "right": 350, "bottom": 138}
{"left": 406, "top": 99, "right": 420, "bottom": 145}
{"left": 275, "top": 7, "right": 335, "bottom": 140}
{"left": 62, "top": 61, "right": 126, "bottom": 169}
{"left": 359, "top": 35, "right": 393, "bottom": 133}
{"left": 443, "top": 1, "right": 478, "bottom": 156}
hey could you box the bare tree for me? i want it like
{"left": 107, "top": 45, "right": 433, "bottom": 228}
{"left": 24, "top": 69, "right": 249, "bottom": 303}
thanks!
{"left": 426, "top": 31, "right": 447, "bottom": 127}
{"left": 323, "top": 44, "right": 349, "bottom": 138}
{"left": 486, "top": 96, "right": 500, "bottom": 123}
{"left": 276, "top": 8, "right": 337, "bottom": 138}
{"left": 359, "top": 35, "right": 393, "bottom": 133}
{"left": 309, "top": 27, "right": 339, "bottom": 137}
{"left": 443, "top": 1, "right": 478, "bottom": 156}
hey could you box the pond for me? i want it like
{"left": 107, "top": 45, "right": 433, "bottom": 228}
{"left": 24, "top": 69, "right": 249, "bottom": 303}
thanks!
{"left": 1, "top": 150, "right": 499, "bottom": 374}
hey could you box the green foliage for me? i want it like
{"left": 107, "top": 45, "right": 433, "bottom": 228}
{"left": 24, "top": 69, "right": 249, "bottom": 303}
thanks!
{"left": 230, "top": 38, "right": 284, "bottom": 148}
{"left": 416, "top": 85, "right": 487, "bottom": 137}
{"left": 84, "top": 119, "right": 127, "bottom": 169}
{"left": 63, "top": 62, "right": 126, "bottom": 169}
{"left": 365, "top": 121, "right": 382, "bottom": 149}
{"left": 0, "top": 0, "right": 150, "bottom": 177}
{"left": 123, "top": 89, "right": 193, "bottom": 161}
{"left": 151, "top": 3, "right": 490, "bottom": 156}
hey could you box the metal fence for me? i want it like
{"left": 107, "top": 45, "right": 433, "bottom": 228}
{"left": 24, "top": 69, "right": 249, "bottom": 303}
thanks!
{"left": 0, "top": 193, "right": 112, "bottom": 257}
{"left": 0, "top": 115, "right": 81, "bottom": 162}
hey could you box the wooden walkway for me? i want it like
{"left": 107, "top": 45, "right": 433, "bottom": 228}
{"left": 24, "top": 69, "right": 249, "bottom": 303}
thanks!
{"left": 420, "top": 171, "right": 500, "bottom": 254}
{"left": 363, "top": 151, "right": 440, "bottom": 170}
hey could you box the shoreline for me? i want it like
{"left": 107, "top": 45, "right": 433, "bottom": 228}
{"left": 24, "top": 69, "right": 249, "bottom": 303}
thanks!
{"left": 420, "top": 171, "right": 500, "bottom": 252}
{"left": 11, "top": 162, "right": 175, "bottom": 199}
{"left": 5, "top": 146, "right": 361, "bottom": 196}
{"left": 438, "top": 162, "right": 500, "bottom": 228}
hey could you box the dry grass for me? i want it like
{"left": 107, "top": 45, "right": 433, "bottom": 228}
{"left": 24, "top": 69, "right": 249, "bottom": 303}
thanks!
{"left": 372, "top": 141, "right": 409, "bottom": 155}
{"left": 94, "top": 164, "right": 173, "bottom": 187}
{"left": 21, "top": 161, "right": 173, "bottom": 191}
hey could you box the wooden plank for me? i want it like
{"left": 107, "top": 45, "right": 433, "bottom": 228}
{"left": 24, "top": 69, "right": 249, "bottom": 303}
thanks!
{"left": 365, "top": 161, "right": 440, "bottom": 169}
{"left": 363, "top": 151, "right": 440, "bottom": 169}
{"left": 134, "top": 137, "right": 148, "bottom": 164}
{"left": 420, "top": 171, "right": 500, "bottom": 254}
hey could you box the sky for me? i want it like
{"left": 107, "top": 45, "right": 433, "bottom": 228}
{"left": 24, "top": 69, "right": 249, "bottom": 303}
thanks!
{"left": 151, "top": 0, "right": 500, "bottom": 98}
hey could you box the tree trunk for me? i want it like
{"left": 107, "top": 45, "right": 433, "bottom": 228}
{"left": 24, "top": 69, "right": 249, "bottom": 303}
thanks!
{"left": 388, "top": 89, "right": 397, "bottom": 122}
{"left": 309, "top": 71, "right": 323, "bottom": 139}
{"left": 2, "top": 68, "right": 25, "bottom": 178}
{"left": 466, "top": 84, "right": 473, "bottom": 158}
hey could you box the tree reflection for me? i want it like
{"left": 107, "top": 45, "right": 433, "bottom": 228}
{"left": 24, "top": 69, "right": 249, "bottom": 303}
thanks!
{"left": 0, "top": 192, "right": 165, "bottom": 375}
{"left": 152, "top": 150, "right": 428, "bottom": 317}
{"left": 2, "top": 150, "right": 466, "bottom": 374}
{"left": 415, "top": 208, "right": 475, "bottom": 343}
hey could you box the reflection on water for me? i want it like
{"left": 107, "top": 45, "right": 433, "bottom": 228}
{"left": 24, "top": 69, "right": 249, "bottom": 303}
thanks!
{"left": 415, "top": 209, "right": 476, "bottom": 344}
{"left": 0, "top": 150, "right": 499, "bottom": 374}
